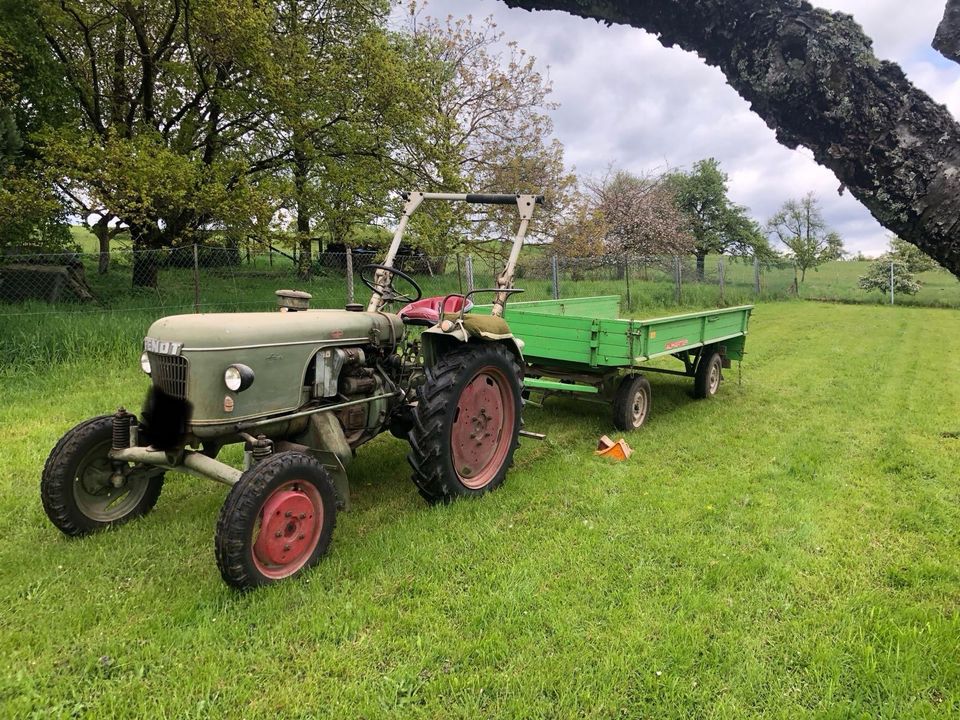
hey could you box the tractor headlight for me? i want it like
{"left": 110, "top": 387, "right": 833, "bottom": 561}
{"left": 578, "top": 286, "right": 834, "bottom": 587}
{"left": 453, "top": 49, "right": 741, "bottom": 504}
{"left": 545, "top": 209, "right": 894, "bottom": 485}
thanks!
{"left": 224, "top": 364, "right": 254, "bottom": 392}
{"left": 140, "top": 351, "right": 151, "bottom": 375}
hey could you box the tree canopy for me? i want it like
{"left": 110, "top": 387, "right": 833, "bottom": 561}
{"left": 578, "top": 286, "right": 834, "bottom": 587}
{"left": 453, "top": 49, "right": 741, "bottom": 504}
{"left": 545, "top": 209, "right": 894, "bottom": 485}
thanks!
{"left": 666, "top": 158, "right": 767, "bottom": 280}
{"left": 858, "top": 257, "right": 921, "bottom": 297}
{"left": 555, "top": 167, "right": 692, "bottom": 258}
{"left": 767, "top": 193, "right": 844, "bottom": 282}
{"left": 2, "top": 1, "right": 565, "bottom": 285}
{"left": 887, "top": 236, "right": 939, "bottom": 274}
{"left": 17, "top": 0, "right": 955, "bottom": 286}
{"left": 398, "top": 9, "right": 572, "bottom": 256}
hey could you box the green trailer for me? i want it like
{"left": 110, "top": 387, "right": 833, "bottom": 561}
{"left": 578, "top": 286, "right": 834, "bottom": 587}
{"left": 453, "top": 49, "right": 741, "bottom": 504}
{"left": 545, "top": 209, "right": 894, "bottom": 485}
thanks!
{"left": 476, "top": 295, "right": 752, "bottom": 431}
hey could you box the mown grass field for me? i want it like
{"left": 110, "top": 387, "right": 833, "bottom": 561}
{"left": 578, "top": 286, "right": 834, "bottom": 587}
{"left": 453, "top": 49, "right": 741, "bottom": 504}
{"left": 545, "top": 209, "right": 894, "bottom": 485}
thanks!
{"left": 1, "top": 300, "right": 958, "bottom": 718}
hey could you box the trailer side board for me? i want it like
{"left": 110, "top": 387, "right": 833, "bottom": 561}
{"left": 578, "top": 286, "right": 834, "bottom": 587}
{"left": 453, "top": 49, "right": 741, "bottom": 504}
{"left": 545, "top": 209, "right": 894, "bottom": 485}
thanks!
{"left": 474, "top": 297, "right": 752, "bottom": 369}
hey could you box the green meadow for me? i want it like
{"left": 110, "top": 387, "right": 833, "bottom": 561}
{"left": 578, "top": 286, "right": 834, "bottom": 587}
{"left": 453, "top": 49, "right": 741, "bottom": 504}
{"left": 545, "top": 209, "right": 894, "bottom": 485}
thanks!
{"left": 1, "top": 299, "right": 958, "bottom": 718}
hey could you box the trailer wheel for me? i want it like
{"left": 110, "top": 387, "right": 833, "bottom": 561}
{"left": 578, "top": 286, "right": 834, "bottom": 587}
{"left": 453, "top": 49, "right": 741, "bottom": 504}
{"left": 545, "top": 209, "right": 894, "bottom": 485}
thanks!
{"left": 408, "top": 343, "right": 522, "bottom": 504}
{"left": 613, "top": 375, "right": 652, "bottom": 431}
{"left": 215, "top": 451, "right": 336, "bottom": 590}
{"left": 41, "top": 415, "right": 164, "bottom": 537}
{"left": 694, "top": 349, "right": 723, "bottom": 399}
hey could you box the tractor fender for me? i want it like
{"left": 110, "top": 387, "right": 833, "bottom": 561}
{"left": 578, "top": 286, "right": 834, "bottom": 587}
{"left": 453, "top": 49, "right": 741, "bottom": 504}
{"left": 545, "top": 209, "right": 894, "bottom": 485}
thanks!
{"left": 420, "top": 321, "right": 524, "bottom": 368}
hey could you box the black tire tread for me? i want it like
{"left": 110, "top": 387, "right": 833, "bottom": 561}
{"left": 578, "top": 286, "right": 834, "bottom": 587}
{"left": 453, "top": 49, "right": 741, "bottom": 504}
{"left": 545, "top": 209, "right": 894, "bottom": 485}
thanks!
{"left": 612, "top": 374, "right": 652, "bottom": 431}
{"left": 407, "top": 343, "right": 522, "bottom": 504}
{"left": 41, "top": 415, "right": 164, "bottom": 537}
{"left": 214, "top": 451, "right": 336, "bottom": 591}
{"left": 693, "top": 348, "right": 723, "bottom": 399}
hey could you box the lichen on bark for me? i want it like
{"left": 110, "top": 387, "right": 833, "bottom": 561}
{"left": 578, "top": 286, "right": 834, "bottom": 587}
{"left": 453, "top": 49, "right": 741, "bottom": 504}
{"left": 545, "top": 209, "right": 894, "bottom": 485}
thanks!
{"left": 935, "top": 0, "right": 960, "bottom": 64}
{"left": 502, "top": 0, "right": 960, "bottom": 277}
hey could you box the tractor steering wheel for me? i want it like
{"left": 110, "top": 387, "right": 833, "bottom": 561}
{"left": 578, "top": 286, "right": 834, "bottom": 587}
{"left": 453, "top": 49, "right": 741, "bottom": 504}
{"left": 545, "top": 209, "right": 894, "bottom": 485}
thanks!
{"left": 359, "top": 263, "right": 423, "bottom": 305}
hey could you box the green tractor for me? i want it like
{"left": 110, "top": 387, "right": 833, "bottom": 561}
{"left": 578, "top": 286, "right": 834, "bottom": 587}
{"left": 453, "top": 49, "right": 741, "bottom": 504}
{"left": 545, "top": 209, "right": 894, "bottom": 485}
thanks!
{"left": 41, "top": 193, "right": 542, "bottom": 590}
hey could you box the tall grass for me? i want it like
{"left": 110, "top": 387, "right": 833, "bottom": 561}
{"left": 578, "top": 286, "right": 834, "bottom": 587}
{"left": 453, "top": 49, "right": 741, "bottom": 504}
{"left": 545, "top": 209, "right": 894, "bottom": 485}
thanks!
{"left": 0, "top": 310, "right": 148, "bottom": 375}
{"left": 3, "top": 240, "right": 958, "bottom": 375}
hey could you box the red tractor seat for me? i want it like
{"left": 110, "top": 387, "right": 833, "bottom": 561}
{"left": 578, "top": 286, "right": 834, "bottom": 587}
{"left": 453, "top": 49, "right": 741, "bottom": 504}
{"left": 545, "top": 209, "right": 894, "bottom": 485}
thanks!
{"left": 398, "top": 295, "right": 474, "bottom": 326}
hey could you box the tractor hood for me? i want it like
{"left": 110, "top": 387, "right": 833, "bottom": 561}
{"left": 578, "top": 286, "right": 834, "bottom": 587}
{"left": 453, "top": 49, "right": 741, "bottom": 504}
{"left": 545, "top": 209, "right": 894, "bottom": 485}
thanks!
{"left": 140, "top": 309, "right": 404, "bottom": 432}
{"left": 146, "top": 309, "right": 404, "bottom": 351}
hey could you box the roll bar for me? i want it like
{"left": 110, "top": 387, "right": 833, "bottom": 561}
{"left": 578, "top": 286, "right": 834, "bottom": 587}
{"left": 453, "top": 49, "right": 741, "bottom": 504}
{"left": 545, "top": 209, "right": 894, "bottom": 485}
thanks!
{"left": 400, "top": 191, "right": 545, "bottom": 206}
{"left": 367, "top": 191, "right": 544, "bottom": 317}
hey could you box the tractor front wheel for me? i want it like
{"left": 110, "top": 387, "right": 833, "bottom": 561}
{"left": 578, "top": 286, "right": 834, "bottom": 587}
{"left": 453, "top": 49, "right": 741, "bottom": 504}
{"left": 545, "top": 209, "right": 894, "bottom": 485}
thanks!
{"left": 408, "top": 343, "right": 522, "bottom": 504}
{"left": 41, "top": 415, "right": 164, "bottom": 536}
{"left": 215, "top": 451, "right": 337, "bottom": 590}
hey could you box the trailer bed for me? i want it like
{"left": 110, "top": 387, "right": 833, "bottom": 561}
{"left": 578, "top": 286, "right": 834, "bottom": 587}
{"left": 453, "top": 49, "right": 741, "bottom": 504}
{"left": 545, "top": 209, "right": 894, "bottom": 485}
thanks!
{"left": 478, "top": 295, "right": 751, "bottom": 368}
{"left": 474, "top": 296, "right": 753, "bottom": 430}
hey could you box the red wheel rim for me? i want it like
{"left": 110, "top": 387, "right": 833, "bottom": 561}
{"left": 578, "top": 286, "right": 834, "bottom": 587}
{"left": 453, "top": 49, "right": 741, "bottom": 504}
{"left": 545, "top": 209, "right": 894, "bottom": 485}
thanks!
{"left": 450, "top": 365, "right": 516, "bottom": 490}
{"left": 252, "top": 480, "right": 323, "bottom": 579}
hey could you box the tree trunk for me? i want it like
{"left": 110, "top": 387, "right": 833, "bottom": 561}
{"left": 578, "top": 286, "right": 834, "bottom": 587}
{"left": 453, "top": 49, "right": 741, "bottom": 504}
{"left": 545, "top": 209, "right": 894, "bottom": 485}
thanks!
{"left": 695, "top": 250, "right": 707, "bottom": 282}
{"left": 130, "top": 225, "right": 161, "bottom": 288}
{"left": 297, "top": 215, "right": 312, "bottom": 281}
{"left": 294, "top": 146, "right": 312, "bottom": 281}
{"left": 615, "top": 256, "right": 626, "bottom": 280}
{"left": 132, "top": 249, "right": 160, "bottom": 288}
{"left": 93, "top": 217, "right": 111, "bottom": 274}
{"left": 502, "top": 0, "right": 960, "bottom": 277}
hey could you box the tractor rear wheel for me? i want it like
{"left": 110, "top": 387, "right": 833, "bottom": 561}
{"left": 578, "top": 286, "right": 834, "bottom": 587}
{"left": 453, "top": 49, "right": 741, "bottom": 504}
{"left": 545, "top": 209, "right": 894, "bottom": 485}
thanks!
{"left": 694, "top": 349, "right": 723, "bottom": 399}
{"left": 408, "top": 343, "right": 522, "bottom": 504}
{"left": 215, "top": 451, "right": 336, "bottom": 590}
{"left": 41, "top": 415, "right": 164, "bottom": 536}
{"left": 613, "top": 374, "right": 652, "bottom": 431}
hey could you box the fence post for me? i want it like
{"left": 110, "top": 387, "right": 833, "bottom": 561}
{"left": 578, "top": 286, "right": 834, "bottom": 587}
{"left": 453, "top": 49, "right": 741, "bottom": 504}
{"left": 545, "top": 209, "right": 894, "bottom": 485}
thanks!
{"left": 674, "top": 256, "right": 682, "bottom": 304}
{"left": 465, "top": 254, "right": 475, "bottom": 293}
{"left": 753, "top": 255, "right": 761, "bottom": 295}
{"left": 192, "top": 242, "right": 200, "bottom": 313}
{"left": 890, "top": 259, "right": 895, "bottom": 305}
{"left": 345, "top": 247, "right": 354, "bottom": 304}
{"left": 456, "top": 253, "right": 463, "bottom": 294}
{"left": 551, "top": 255, "right": 560, "bottom": 300}
{"left": 624, "top": 254, "right": 631, "bottom": 309}
{"left": 718, "top": 257, "right": 725, "bottom": 304}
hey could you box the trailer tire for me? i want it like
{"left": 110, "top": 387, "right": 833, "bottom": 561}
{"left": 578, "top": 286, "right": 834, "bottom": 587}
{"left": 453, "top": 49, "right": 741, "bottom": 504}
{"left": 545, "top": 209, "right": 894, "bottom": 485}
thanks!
{"left": 408, "top": 343, "right": 522, "bottom": 504}
{"left": 41, "top": 416, "right": 164, "bottom": 536}
{"left": 694, "top": 349, "right": 723, "bottom": 399}
{"left": 613, "top": 375, "right": 652, "bottom": 431}
{"left": 215, "top": 451, "right": 336, "bottom": 590}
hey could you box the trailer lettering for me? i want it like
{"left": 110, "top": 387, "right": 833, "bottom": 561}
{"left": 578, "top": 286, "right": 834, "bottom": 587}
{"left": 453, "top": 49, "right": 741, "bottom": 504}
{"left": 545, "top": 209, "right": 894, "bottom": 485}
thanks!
{"left": 665, "top": 339, "right": 689, "bottom": 350}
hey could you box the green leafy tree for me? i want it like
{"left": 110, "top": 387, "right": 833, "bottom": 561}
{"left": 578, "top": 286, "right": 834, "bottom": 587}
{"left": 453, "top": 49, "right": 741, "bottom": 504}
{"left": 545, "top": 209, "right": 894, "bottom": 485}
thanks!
{"left": 25, "top": 0, "right": 284, "bottom": 286}
{"left": 667, "top": 158, "right": 765, "bottom": 280}
{"left": 260, "top": 1, "right": 430, "bottom": 278}
{"left": 858, "top": 257, "right": 921, "bottom": 297}
{"left": 0, "top": 7, "right": 74, "bottom": 251}
{"left": 767, "top": 193, "right": 845, "bottom": 284}
{"left": 399, "top": 8, "right": 571, "bottom": 256}
{"left": 888, "top": 236, "right": 939, "bottom": 274}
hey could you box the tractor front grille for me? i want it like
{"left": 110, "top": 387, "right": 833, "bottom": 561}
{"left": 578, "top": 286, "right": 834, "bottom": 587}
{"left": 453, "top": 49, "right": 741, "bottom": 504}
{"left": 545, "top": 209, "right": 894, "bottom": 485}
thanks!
{"left": 149, "top": 353, "right": 189, "bottom": 399}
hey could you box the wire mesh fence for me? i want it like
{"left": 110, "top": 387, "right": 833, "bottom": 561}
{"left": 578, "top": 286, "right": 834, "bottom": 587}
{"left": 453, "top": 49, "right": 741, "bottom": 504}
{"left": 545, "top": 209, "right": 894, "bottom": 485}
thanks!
{"left": 1, "top": 245, "right": 957, "bottom": 320}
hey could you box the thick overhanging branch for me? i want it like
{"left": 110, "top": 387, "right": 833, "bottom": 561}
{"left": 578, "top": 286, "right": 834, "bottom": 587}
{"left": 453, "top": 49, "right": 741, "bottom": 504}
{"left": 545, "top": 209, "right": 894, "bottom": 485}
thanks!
{"left": 935, "top": 0, "right": 960, "bottom": 64}
{"left": 502, "top": 0, "right": 960, "bottom": 277}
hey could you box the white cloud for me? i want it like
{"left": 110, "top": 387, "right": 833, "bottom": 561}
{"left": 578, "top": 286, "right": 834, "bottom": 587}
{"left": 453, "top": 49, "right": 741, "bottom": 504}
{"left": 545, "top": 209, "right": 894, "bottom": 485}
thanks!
{"left": 412, "top": 0, "right": 958, "bottom": 254}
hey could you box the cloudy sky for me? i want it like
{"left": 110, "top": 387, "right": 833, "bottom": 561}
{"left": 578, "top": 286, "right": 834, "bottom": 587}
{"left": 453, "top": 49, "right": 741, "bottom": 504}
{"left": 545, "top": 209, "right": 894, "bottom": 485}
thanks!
{"left": 400, "top": 0, "right": 959, "bottom": 256}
